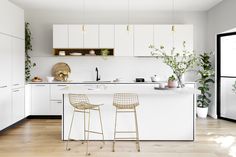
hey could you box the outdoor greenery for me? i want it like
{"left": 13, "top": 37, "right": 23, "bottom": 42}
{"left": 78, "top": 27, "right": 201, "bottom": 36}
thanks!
{"left": 150, "top": 41, "right": 197, "bottom": 88}
{"left": 25, "top": 22, "right": 36, "bottom": 81}
{"left": 197, "top": 52, "right": 215, "bottom": 108}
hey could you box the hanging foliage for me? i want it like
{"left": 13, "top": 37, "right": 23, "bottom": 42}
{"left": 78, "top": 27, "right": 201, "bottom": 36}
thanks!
{"left": 25, "top": 22, "right": 36, "bottom": 81}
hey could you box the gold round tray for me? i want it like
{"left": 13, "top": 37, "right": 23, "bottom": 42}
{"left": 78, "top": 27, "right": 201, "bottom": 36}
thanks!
{"left": 52, "top": 62, "right": 71, "bottom": 81}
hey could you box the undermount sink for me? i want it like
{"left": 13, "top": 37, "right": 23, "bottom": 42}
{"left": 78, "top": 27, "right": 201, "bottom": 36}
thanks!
{"left": 82, "top": 81, "right": 112, "bottom": 83}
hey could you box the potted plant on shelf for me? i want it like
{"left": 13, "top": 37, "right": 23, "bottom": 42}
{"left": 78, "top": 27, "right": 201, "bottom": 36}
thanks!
{"left": 168, "top": 75, "right": 178, "bottom": 88}
{"left": 25, "top": 22, "right": 36, "bottom": 81}
{"left": 197, "top": 52, "right": 214, "bottom": 118}
{"left": 150, "top": 42, "right": 197, "bottom": 88}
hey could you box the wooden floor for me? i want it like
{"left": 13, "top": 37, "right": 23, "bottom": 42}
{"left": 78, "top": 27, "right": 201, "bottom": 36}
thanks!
{"left": 0, "top": 118, "right": 236, "bottom": 157}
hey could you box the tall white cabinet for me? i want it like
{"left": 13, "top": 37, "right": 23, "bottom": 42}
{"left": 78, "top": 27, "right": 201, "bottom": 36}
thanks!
{"left": 0, "top": 0, "right": 25, "bottom": 131}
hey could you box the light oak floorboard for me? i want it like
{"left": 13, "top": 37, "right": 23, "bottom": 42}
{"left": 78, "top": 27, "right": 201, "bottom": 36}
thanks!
{"left": 0, "top": 118, "right": 236, "bottom": 157}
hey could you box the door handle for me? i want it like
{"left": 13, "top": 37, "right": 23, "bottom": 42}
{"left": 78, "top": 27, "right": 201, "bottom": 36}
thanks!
{"left": 13, "top": 90, "right": 19, "bottom": 92}
{"left": 0, "top": 85, "right": 7, "bottom": 88}
{"left": 57, "top": 85, "right": 67, "bottom": 87}
{"left": 13, "top": 84, "right": 20, "bottom": 86}
{"left": 35, "top": 85, "right": 45, "bottom": 87}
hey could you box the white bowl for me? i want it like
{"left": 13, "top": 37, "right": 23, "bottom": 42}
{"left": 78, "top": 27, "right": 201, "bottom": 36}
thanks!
{"left": 47, "top": 77, "right": 54, "bottom": 82}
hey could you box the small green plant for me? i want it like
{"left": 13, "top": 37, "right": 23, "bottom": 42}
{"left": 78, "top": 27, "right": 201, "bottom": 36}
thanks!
{"left": 100, "top": 49, "right": 110, "bottom": 60}
{"left": 168, "top": 75, "right": 176, "bottom": 81}
{"left": 25, "top": 22, "right": 36, "bottom": 81}
{"left": 197, "top": 52, "right": 215, "bottom": 108}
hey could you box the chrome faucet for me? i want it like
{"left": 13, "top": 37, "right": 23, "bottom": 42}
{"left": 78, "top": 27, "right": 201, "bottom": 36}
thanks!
{"left": 95, "top": 67, "right": 101, "bottom": 81}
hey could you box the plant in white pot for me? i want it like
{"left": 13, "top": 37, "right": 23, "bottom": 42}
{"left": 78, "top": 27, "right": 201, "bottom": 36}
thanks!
{"left": 197, "top": 52, "right": 215, "bottom": 118}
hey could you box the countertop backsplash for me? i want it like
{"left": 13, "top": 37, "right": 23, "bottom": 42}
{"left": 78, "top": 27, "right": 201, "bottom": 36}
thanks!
{"left": 31, "top": 56, "right": 197, "bottom": 83}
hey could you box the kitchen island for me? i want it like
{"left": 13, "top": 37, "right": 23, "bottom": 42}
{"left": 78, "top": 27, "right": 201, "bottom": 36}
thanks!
{"left": 61, "top": 83, "right": 199, "bottom": 141}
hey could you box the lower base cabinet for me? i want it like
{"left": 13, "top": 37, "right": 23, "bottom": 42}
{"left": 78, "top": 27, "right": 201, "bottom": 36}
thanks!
{"left": 12, "top": 88, "right": 25, "bottom": 123}
{"left": 51, "top": 101, "right": 63, "bottom": 115}
{"left": 0, "top": 87, "right": 12, "bottom": 131}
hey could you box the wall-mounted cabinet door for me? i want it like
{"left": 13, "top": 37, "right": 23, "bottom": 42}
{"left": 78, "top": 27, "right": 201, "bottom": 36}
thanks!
{"left": 173, "top": 25, "right": 193, "bottom": 54}
{"left": 114, "top": 25, "right": 134, "bottom": 56}
{"left": 99, "top": 25, "right": 114, "bottom": 48}
{"left": 154, "top": 25, "right": 173, "bottom": 56}
{"left": 12, "top": 38, "right": 25, "bottom": 88}
{"left": 12, "top": 88, "right": 25, "bottom": 123}
{"left": 84, "top": 25, "right": 99, "bottom": 48}
{"left": 53, "top": 25, "right": 68, "bottom": 48}
{"left": 0, "top": 34, "right": 11, "bottom": 87}
{"left": 68, "top": 25, "right": 84, "bottom": 48}
{"left": 134, "top": 25, "right": 154, "bottom": 56}
{"left": 31, "top": 84, "right": 50, "bottom": 115}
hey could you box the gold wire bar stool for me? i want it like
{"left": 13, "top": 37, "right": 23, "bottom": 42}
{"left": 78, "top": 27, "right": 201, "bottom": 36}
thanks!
{"left": 112, "top": 93, "right": 140, "bottom": 152}
{"left": 66, "top": 94, "right": 105, "bottom": 156}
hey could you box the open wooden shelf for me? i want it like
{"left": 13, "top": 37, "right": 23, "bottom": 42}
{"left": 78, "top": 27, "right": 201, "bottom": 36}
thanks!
{"left": 53, "top": 48, "right": 114, "bottom": 56}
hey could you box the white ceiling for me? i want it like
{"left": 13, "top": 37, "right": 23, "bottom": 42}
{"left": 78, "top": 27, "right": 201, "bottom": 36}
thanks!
{"left": 10, "top": 0, "right": 222, "bottom": 12}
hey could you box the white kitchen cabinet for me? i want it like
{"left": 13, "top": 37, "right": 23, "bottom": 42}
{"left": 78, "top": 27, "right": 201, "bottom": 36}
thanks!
{"left": 154, "top": 25, "right": 193, "bottom": 56}
{"left": 50, "top": 84, "right": 69, "bottom": 100}
{"left": 114, "top": 25, "right": 134, "bottom": 56}
{"left": 12, "top": 38, "right": 25, "bottom": 88}
{"left": 51, "top": 101, "right": 63, "bottom": 115}
{"left": 0, "top": 86, "right": 12, "bottom": 131}
{"left": 8, "top": 2, "right": 24, "bottom": 39}
{"left": 134, "top": 25, "right": 154, "bottom": 56}
{"left": 84, "top": 25, "right": 99, "bottom": 48}
{"left": 0, "top": 34, "right": 11, "bottom": 87}
{"left": 173, "top": 25, "right": 193, "bottom": 54}
{"left": 31, "top": 84, "right": 50, "bottom": 115}
{"left": 68, "top": 25, "right": 84, "bottom": 48}
{"left": 53, "top": 25, "right": 68, "bottom": 48}
{"left": 154, "top": 25, "right": 173, "bottom": 55}
{"left": 0, "top": 1, "right": 24, "bottom": 39}
{"left": 12, "top": 88, "right": 25, "bottom": 123}
{"left": 99, "top": 25, "right": 114, "bottom": 48}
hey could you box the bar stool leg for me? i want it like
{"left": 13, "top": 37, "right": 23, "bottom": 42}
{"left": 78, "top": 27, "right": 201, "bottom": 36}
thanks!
{"left": 112, "top": 108, "right": 118, "bottom": 152}
{"left": 98, "top": 106, "right": 105, "bottom": 148}
{"left": 86, "top": 109, "right": 91, "bottom": 156}
{"left": 66, "top": 110, "right": 75, "bottom": 151}
{"left": 134, "top": 107, "right": 140, "bottom": 152}
{"left": 82, "top": 110, "right": 86, "bottom": 144}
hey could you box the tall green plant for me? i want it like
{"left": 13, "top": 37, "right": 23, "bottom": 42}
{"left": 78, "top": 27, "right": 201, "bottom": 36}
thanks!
{"left": 197, "top": 52, "right": 215, "bottom": 108}
{"left": 25, "top": 22, "right": 36, "bottom": 81}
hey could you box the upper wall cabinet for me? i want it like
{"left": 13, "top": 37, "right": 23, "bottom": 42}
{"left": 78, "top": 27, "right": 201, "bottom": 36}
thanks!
{"left": 53, "top": 25, "right": 68, "bottom": 48}
{"left": 99, "top": 25, "right": 114, "bottom": 48}
{"left": 134, "top": 25, "right": 154, "bottom": 56}
{"left": 114, "top": 25, "right": 134, "bottom": 56}
{"left": 83, "top": 25, "right": 99, "bottom": 48}
{"left": 0, "top": 1, "right": 24, "bottom": 39}
{"left": 68, "top": 25, "right": 83, "bottom": 48}
{"left": 154, "top": 25, "right": 193, "bottom": 55}
{"left": 173, "top": 25, "right": 193, "bottom": 53}
{"left": 154, "top": 25, "right": 173, "bottom": 55}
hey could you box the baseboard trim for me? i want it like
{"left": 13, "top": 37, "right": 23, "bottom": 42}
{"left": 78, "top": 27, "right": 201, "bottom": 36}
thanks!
{"left": 218, "top": 117, "right": 236, "bottom": 122}
{"left": 27, "top": 115, "right": 62, "bottom": 119}
{"left": 0, "top": 118, "right": 27, "bottom": 134}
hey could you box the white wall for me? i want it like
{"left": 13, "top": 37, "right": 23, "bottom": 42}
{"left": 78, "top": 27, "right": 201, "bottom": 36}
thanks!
{"left": 25, "top": 9, "right": 207, "bottom": 82}
{"left": 207, "top": 0, "right": 236, "bottom": 118}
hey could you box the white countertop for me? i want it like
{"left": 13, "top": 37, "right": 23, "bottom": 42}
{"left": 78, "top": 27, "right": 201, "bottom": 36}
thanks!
{"left": 61, "top": 86, "right": 200, "bottom": 95}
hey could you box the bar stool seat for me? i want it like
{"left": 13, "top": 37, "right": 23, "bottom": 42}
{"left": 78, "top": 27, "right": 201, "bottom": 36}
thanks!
{"left": 66, "top": 94, "right": 105, "bottom": 156}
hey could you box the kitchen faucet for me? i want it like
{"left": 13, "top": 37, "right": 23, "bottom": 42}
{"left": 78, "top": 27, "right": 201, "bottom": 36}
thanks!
{"left": 95, "top": 67, "right": 101, "bottom": 81}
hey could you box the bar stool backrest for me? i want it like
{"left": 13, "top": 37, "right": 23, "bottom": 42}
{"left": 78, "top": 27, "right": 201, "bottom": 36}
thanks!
{"left": 113, "top": 93, "right": 139, "bottom": 109}
{"left": 68, "top": 94, "right": 90, "bottom": 109}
